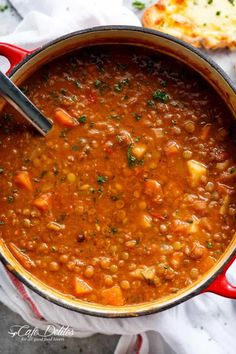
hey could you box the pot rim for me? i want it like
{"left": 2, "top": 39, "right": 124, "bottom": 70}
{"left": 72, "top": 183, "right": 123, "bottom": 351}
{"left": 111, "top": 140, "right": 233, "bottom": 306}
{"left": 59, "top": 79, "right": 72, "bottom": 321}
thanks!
{"left": 1, "top": 25, "right": 236, "bottom": 318}
{"left": 8, "top": 25, "right": 236, "bottom": 93}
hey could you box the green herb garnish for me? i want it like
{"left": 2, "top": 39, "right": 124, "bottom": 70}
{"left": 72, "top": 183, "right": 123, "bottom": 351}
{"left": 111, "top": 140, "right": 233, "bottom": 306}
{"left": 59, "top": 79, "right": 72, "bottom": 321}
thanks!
{"left": 132, "top": 112, "right": 142, "bottom": 121}
{"left": 78, "top": 115, "right": 87, "bottom": 123}
{"left": 110, "top": 226, "right": 118, "bottom": 234}
{"left": 0, "top": 4, "right": 8, "bottom": 12}
{"left": 60, "top": 88, "right": 67, "bottom": 96}
{"left": 94, "top": 79, "right": 108, "bottom": 93}
{"left": 114, "top": 78, "right": 129, "bottom": 92}
{"left": 97, "top": 175, "right": 108, "bottom": 184}
{"left": 111, "top": 195, "right": 119, "bottom": 201}
{"left": 74, "top": 80, "right": 82, "bottom": 88}
{"left": 71, "top": 145, "right": 80, "bottom": 151}
{"left": 152, "top": 90, "right": 170, "bottom": 103}
{"left": 132, "top": 1, "right": 145, "bottom": 10}
{"left": 59, "top": 129, "right": 67, "bottom": 138}
{"left": 206, "top": 241, "right": 213, "bottom": 249}
{"left": 147, "top": 99, "right": 155, "bottom": 107}
{"left": 7, "top": 195, "right": 14, "bottom": 203}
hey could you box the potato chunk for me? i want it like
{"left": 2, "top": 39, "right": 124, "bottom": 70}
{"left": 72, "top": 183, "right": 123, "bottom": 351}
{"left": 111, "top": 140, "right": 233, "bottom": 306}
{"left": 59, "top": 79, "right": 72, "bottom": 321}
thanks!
{"left": 101, "top": 285, "right": 124, "bottom": 306}
{"left": 131, "top": 143, "right": 146, "bottom": 159}
{"left": 74, "top": 277, "right": 93, "bottom": 296}
{"left": 187, "top": 160, "right": 207, "bottom": 187}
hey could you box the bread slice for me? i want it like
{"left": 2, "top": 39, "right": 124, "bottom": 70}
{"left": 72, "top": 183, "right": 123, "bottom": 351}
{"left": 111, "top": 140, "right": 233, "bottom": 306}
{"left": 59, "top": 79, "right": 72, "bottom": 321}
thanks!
{"left": 142, "top": 0, "right": 236, "bottom": 50}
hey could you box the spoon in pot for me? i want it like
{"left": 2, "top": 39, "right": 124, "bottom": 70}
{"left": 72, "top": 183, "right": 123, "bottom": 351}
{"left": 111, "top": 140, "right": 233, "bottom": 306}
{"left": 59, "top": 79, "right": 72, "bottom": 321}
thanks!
{"left": 0, "top": 71, "right": 53, "bottom": 136}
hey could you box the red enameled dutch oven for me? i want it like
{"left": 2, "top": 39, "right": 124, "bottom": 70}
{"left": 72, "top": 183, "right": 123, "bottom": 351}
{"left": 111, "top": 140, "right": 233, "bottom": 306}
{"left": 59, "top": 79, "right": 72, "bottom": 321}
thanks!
{"left": 0, "top": 26, "right": 236, "bottom": 318}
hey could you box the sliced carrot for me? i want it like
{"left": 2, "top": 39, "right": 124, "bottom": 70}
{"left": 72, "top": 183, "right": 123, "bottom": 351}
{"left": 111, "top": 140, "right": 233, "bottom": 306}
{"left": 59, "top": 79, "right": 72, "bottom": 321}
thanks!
{"left": 200, "top": 124, "right": 211, "bottom": 141}
{"left": 54, "top": 108, "right": 78, "bottom": 128}
{"left": 33, "top": 193, "right": 52, "bottom": 212}
{"left": 74, "top": 276, "right": 93, "bottom": 296}
{"left": 101, "top": 285, "right": 124, "bottom": 306}
{"left": 9, "top": 242, "right": 35, "bottom": 270}
{"left": 14, "top": 171, "right": 33, "bottom": 191}
{"left": 164, "top": 141, "right": 180, "bottom": 155}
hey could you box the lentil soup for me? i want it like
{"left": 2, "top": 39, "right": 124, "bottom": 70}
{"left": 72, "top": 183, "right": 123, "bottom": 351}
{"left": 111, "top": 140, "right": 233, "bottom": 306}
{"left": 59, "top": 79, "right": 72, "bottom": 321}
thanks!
{"left": 0, "top": 45, "right": 235, "bottom": 306}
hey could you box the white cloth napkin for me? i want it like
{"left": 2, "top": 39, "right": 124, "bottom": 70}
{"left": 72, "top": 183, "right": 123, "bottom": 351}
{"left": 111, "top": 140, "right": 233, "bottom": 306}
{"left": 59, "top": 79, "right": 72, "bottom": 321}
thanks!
{"left": 0, "top": 1, "right": 236, "bottom": 353}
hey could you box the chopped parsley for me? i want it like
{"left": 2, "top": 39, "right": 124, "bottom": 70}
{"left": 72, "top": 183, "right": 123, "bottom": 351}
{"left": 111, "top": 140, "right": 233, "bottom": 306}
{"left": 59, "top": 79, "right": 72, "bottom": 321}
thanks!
{"left": 94, "top": 79, "right": 108, "bottom": 93}
{"left": 206, "top": 241, "right": 213, "bottom": 249}
{"left": 207, "top": 0, "right": 213, "bottom": 4}
{"left": 132, "top": 1, "right": 145, "bottom": 10}
{"left": 0, "top": 221, "right": 5, "bottom": 225}
{"left": 97, "top": 175, "right": 108, "bottom": 184}
{"left": 74, "top": 80, "right": 82, "bottom": 88}
{"left": 216, "top": 10, "right": 221, "bottom": 15}
{"left": 78, "top": 115, "right": 87, "bottom": 123}
{"left": 0, "top": 167, "right": 4, "bottom": 174}
{"left": 95, "top": 79, "right": 101, "bottom": 88}
{"left": 228, "top": 0, "right": 234, "bottom": 5}
{"left": 147, "top": 99, "right": 155, "bottom": 107}
{"left": 60, "top": 88, "right": 67, "bottom": 96}
{"left": 71, "top": 145, "right": 80, "bottom": 151}
{"left": 152, "top": 90, "right": 170, "bottom": 103}
{"left": 110, "top": 226, "right": 118, "bottom": 234}
{"left": 132, "top": 112, "right": 142, "bottom": 121}
{"left": 7, "top": 195, "right": 14, "bottom": 203}
{"left": 0, "top": 4, "right": 8, "bottom": 12}
{"left": 111, "top": 195, "right": 119, "bottom": 201}
{"left": 59, "top": 129, "right": 67, "bottom": 138}
{"left": 114, "top": 78, "right": 129, "bottom": 92}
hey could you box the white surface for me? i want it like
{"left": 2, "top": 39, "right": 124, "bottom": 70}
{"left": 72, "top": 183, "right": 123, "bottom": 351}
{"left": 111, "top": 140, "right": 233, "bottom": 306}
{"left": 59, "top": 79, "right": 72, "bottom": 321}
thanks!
{"left": 0, "top": 1, "right": 235, "bottom": 354}
{"left": 0, "top": 0, "right": 21, "bottom": 36}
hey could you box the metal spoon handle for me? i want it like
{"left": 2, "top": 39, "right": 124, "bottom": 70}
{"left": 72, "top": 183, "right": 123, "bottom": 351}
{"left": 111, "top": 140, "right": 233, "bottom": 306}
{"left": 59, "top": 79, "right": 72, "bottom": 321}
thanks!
{"left": 0, "top": 71, "right": 53, "bottom": 136}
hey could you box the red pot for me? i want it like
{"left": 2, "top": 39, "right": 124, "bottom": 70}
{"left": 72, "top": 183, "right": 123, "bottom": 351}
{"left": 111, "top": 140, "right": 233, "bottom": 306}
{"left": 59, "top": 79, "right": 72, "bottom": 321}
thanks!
{"left": 0, "top": 26, "right": 235, "bottom": 318}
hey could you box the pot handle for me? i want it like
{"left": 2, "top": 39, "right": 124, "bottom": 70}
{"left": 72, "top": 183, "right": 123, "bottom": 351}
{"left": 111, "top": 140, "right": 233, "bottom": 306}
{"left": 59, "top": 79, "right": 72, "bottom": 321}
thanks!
{"left": 0, "top": 43, "right": 31, "bottom": 74}
{"left": 203, "top": 255, "right": 236, "bottom": 298}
